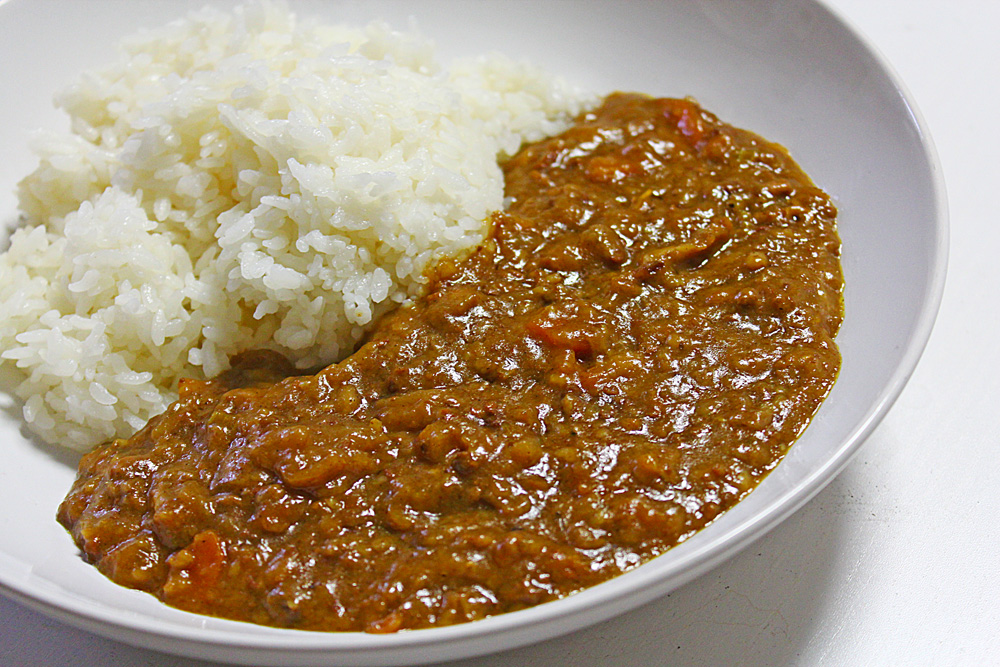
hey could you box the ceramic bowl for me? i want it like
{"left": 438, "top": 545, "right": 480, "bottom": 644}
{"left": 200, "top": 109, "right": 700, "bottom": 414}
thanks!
{"left": 0, "top": 1, "right": 947, "bottom": 664}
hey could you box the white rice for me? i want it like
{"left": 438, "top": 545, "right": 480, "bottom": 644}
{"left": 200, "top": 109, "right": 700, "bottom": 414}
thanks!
{"left": 0, "top": 2, "right": 592, "bottom": 450}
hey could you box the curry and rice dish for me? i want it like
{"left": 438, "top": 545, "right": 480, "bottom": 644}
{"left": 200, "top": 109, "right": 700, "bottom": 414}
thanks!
{"left": 56, "top": 93, "right": 843, "bottom": 632}
{"left": 0, "top": 1, "right": 841, "bottom": 636}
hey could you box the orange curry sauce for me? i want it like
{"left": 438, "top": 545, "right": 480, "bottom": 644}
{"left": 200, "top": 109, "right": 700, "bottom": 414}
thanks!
{"left": 59, "top": 94, "right": 843, "bottom": 632}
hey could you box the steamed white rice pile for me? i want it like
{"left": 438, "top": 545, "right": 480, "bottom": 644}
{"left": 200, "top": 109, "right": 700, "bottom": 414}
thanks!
{"left": 0, "top": 2, "right": 591, "bottom": 450}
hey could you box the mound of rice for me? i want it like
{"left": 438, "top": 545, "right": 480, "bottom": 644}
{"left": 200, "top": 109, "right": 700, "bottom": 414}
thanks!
{"left": 0, "top": 2, "right": 591, "bottom": 450}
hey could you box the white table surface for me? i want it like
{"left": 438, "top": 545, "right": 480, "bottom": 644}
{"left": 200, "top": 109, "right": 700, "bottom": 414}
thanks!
{"left": 2, "top": 1, "right": 997, "bottom": 665}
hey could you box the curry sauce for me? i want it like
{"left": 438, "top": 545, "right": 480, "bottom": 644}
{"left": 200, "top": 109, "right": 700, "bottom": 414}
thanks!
{"left": 58, "top": 94, "right": 843, "bottom": 632}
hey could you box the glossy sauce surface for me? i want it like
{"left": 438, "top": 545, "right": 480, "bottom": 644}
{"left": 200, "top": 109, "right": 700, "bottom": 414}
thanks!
{"left": 58, "top": 94, "right": 843, "bottom": 632}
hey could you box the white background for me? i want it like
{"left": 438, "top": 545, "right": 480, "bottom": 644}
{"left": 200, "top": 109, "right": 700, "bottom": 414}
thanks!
{"left": 2, "top": 0, "right": 997, "bottom": 665}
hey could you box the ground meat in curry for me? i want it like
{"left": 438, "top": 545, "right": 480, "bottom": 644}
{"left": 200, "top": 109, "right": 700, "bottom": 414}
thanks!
{"left": 58, "top": 93, "right": 843, "bottom": 632}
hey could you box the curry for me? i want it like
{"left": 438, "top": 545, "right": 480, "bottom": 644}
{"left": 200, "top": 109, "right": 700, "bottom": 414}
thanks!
{"left": 58, "top": 94, "right": 843, "bottom": 632}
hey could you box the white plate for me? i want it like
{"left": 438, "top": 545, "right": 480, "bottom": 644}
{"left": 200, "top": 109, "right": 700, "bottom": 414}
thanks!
{"left": 0, "top": 0, "right": 947, "bottom": 665}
